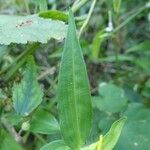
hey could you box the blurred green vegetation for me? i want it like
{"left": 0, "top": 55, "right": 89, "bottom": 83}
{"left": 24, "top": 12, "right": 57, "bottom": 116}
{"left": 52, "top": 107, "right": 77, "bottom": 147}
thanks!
{"left": 0, "top": 0, "right": 150, "bottom": 150}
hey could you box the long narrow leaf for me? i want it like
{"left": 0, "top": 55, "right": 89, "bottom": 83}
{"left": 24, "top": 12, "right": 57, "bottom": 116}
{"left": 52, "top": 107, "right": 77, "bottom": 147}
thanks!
{"left": 57, "top": 10, "right": 92, "bottom": 150}
{"left": 103, "top": 117, "right": 127, "bottom": 150}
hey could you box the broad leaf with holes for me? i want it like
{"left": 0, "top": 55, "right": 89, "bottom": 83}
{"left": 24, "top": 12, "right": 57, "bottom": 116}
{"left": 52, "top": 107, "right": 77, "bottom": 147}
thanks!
{"left": 57, "top": 10, "right": 92, "bottom": 150}
{"left": 0, "top": 14, "right": 67, "bottom": 45}
{"left": 12, "top": 56, "right": 43, "bottom": 116}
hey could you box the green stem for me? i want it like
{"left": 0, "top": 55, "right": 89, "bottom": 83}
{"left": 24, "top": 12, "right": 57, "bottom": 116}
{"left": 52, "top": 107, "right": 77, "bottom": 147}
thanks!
{"left": 72, "top": 0, "right": 89, "bottom": 13}
{"left": 24, "top": 0, "right": 30, "bottom": 14}
{"left": 113, "top": 5, "right": 146, "bottom": 33}
{"left": 79, "top": 0, "right": 97, "bottom": 37}
{"left": 72, "top": 0, "right": 80, "bottom": 7}
{"left": 1, "top": 117, "right": 22, "bottom": 142}
{"left": 34, "top": 133, "right": 47, "bottom": 144}
{"left": 102, "top": 4, "right": 148, "bottom": 43}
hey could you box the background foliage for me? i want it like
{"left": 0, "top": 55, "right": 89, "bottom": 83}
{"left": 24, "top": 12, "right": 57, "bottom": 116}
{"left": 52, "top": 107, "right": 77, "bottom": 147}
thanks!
{"left": 0, "top": 0, "right": 150, "bottom": 150}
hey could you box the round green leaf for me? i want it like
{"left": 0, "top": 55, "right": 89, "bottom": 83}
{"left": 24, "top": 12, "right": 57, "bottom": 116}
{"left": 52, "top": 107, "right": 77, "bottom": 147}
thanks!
{"left": 115, "top": 103, "right": 150, "bottom": 150}
{"left": 30, "top": 108, "right": 60, "bottom": 134}
{"left": 93, "top": 83, "right": 127, "bottom": 113}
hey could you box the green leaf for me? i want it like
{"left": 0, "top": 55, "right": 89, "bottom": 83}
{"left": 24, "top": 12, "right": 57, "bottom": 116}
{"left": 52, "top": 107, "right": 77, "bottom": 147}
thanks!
{"left": 116, "top": 103, "right": 150, "bottom": 150}
{"left": 39, "top": 10, "right": 68, "bottom": 22}
{"left": 3, "top": 43, "right": 39, "bottom": 81}
{"left": 0, "top": 129, "right": 22, "bottom": 150}
{"left": 91, "top": 30, "right": 105, "bottom": 60}
{"left": 0, "top": 14, "right": 67, "bottom": 45}
{"left": 40, "top": 140, "right": 71, "bottom": 150}
{"left": 0, "top": 89, "right": 7, "bottom": 100}
{"left": 0, "top": 45, "right": 8, "bottom": 61}
{"left": 81, "top": 143, "right": 97, "bottom": 150}
{"left": 102, "top": 117, "right": 127, "bottom": 150}
{"left": 98, "top": 113, "right": 116, "bottom": 134}
{"left": 29, "top": 108, "right": 60, "bottom": 134}
{"left": 57, "top": 10, "right": 92, "bottom": 150}
{"left": 81, "top": 117, "right": 126, "bottom": 150}
{"left": 4, "top": 112, "right": 23, "bottom": 126}
{"left": 113, "top": 0, "right": 122, "bottom": 14}
{"left": 93, "top": 83, "right": 127, "bottom": 113}
{"left": 12, "top": 56, "right": 43, "bottom": 116}
{"left": 142, "top": 79, "right": 150, "bottom": 98}
{"left": 98, "top": 55, "right": 134, "bottom": 62}
{"left": 134, "top": 59, "right": 150, "bottom": 75}
{"left": 4, "top": 55, "right": 27, "bottom": 81}
{"left": 126, "top": 41, "right": 150, "bottom": 53}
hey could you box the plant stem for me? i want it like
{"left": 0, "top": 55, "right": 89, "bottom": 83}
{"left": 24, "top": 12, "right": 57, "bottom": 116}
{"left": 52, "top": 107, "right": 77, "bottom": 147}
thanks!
{"left": 24, "top": 0, "right": 30, "bottom": 14}
{"left": 72, "top": 0, "right": 89, "bottom": 13}
{"left": 102, "top": 4, "right": 148, "bottom": 41}
{"left": 72, "top": 0, "right": 80, "bottom": 7}
{"left": 113, "top": 5, "right": 146, "bottom": 33}
{"left": 79, "top": 0, "right": 97, "bottom": 37}
{"left": 34, "top": 133, "right": 47, "bottom": 144}
{"left": 1, "top": 117, "right": 22, "bottom": 142}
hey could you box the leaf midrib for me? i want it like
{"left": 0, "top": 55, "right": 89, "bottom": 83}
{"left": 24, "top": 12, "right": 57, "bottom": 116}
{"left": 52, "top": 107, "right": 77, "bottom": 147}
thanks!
{"left": 21, "top": 66, "right": 34, "bottom": 115}
{"left": 71, "top": 31, "right": 81, "bottom": 146}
